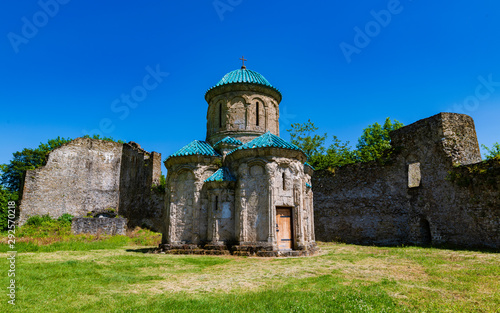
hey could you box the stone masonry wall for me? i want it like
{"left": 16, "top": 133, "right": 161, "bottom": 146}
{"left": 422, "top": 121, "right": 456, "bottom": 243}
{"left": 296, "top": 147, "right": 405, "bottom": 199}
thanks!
{"left": 19, "top": 138, "right": 164, "bottom": 231}
{"left": 118, "top": 143, "right": 163, "bottom": 231}
{"left": 163, "top": 154, "right": 221, "bottom": 245}
{"left": 19, "top": 138, "right": 122, "bottom": 224}
{"left": 314, "top": 113, "right": 500, "bottom": 249}
{"left": 71, "top": 217, "right": 127, "bottom": 236}
{"left": 206, "top": 89, "right": 280, "bottom": 144}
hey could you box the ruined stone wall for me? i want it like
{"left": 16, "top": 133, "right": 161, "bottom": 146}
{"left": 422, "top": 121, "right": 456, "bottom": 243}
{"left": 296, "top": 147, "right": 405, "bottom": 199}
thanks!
{"left": 19, "top": 138, "right": 164, "bottom": 231}
{"left": 444, "top": 158, "right": 500, "bottom": 247}
{"left": 313, "top": 163, "right": 411, "bottom": 246}
{"left": 314, "top": 113, "right": 499, "bottom": 249}
{"left": 71, "top": 217, "right": 127, "bottom": 236}
{"left": 19, "top": 138, "right": 122, "bottom": 224}
{"left": 118, "top": 143, "right": 163, "bottom": 231}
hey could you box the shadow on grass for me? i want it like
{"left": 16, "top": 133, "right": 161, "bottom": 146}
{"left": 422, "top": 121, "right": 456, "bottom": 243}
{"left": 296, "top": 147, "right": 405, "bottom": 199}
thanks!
{"left": 125, "top": 247, "right": 157, "bottom": 253}
{"left": 426, "top": 243, "right": 499, "bottom": 254}
{"left": 320, "top": 241, "right": 499, "bottom": 253}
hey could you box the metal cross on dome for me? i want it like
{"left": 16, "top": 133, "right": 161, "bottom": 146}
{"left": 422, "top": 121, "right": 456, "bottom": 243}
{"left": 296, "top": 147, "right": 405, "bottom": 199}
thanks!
{"left": 240, "top": 56, "right": 247, "bottom": 69}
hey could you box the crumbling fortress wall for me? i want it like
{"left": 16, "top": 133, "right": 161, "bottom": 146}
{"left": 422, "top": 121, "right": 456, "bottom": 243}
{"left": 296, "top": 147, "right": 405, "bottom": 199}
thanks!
{"left": 119, "top": 142, "right": 164, "bottom": 231}
{"left": 313, "top": 113, "right": 500, "bottom": 249}
{"left": 19, "top": 138, "right": 164, "bottom": 231}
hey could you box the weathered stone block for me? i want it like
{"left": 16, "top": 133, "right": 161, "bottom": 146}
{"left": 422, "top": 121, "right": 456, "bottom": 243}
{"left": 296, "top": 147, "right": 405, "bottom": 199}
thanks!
{"left": 408, "top": 162, "right": 421, "bottom": 188}
{"left": 71, "top": 217, "right": 127, "bottom": 236}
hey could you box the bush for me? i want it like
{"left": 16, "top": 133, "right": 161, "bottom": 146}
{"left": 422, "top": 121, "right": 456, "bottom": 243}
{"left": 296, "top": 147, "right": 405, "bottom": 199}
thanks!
{"left": 20, "top": 214, "right": 73, "bottom": 238}
{"left": 25, "top": 214, "right": 53, "bottom": 227}
{"left": 57, "top": 214, "right": 73, "bottom": 224}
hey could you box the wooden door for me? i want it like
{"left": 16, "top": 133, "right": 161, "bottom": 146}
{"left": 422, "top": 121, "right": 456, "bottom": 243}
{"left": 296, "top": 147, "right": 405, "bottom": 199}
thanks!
{"left": 276, "top": 207, "right": 292, "bottom": 250}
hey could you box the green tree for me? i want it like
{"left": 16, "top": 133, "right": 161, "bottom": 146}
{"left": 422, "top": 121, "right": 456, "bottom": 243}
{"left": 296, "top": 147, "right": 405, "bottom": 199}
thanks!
{"left": 481, "top": 142, "right": 500, "bottom": 160}
{"left": 287, "top": 121, "right": 355, "bottom": 170}
{"left": 287, "top": 120, "right": 327, "bottom": 158}
{"left": 0, "top": 136, "right": 72, "bottom": 193}
{"left": 355, "top": 117, "right": 403, "bottom": 162}
{"left": 313, "top": 136, "right": 356, "bottom": 170}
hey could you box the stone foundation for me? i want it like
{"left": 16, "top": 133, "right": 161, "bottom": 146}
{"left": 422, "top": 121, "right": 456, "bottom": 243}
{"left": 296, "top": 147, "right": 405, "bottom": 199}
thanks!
{"left": 157, "top": 242, "right": 319, "bottom": 257}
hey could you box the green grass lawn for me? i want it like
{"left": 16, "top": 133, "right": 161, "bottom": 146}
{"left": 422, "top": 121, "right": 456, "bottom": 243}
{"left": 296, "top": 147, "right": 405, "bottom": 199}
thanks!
{"left": 1, "top": 240, "right": 499, "bottom": 312}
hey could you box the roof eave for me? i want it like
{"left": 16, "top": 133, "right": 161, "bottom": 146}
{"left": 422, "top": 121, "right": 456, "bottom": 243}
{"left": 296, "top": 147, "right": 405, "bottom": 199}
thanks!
{"left": 205, "top": 83, "right": 282, "bottom": 103}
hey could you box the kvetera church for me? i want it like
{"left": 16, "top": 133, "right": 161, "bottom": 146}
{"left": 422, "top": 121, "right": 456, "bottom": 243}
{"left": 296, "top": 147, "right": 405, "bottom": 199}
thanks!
{"left": 160, "top": 58, "right": 318, "bottom": 256}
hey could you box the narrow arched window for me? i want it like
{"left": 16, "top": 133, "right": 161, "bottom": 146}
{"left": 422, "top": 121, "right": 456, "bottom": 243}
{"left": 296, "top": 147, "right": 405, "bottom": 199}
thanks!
{"left": 215, "top": 196, "right": 219, "bottom": 211}
{"left": 256, "top": 102, "right": 260, "bottom": 126}
{"left": 219, "top": 103, "right": 222, "bottom": 128}
{"left": 282, "top": 172, "right": 286, "bottom": 190}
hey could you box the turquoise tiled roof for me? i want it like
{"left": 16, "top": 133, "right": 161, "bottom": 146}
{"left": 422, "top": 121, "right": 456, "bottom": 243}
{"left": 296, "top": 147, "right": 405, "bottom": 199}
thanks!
{"left": 228, "top": 132, "right": 303, "bottom": 155}
{"left": 213, "top": 136, "right": 243, "bottom": 148}
{"left": 306, "top": 183, "right": 312, "bottom": 188}
{"left": 205, "top": 167, "right": 236, "bottom": 182}
{"left": 168, "top": 140, "right": 220, "bottom": 159}
{"left": 206, "top": 68, "right": 281, "bottom": 95}
{"left": 304, "top": 162, "right": 315, "bottom": 170}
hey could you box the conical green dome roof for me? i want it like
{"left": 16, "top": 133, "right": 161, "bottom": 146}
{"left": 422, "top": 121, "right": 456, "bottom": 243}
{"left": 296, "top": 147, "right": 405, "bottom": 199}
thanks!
{"left": 206, "top": 68, "right": 281, "bottom": 97}
{"left": 216, "top": 69, "right": 273, "bottom": 87}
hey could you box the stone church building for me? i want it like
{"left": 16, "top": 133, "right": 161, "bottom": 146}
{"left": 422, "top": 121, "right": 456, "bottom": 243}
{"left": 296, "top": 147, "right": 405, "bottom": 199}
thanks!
{"left": 160, "top": 63, "right": 317, "bottom": 256}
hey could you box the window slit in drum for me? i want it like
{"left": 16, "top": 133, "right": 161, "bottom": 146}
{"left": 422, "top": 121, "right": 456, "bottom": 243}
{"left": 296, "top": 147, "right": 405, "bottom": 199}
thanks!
{"left": 218, "top": 103, "right": 222, "bottom": 128}
{"left": 256, "top": 102, "right": 260, "bottom": 126}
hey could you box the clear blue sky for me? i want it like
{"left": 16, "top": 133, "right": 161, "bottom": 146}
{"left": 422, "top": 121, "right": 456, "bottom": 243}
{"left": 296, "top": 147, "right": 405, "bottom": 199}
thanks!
{"left": 1, "top": 0, "right": 500, "bottom": 171}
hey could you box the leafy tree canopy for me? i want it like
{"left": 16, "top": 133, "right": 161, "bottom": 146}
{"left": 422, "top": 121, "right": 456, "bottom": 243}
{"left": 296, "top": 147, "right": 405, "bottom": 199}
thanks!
{"left": 312, "top": 136, "right": 357, "bottom": 170}
{"left": 287, "top": 120, "right": 356, "bottom": 170}
{"left": 481, "top": 142, "right": 500, "bottom": 160}
{"left": 355, "top": 117, "right": 404, "bottom": 163}
{"left": 287, "top": 120, "right": 326, "bottom": 158}
{"left": 287, "top": 117, "right": 404, "bottom": 170}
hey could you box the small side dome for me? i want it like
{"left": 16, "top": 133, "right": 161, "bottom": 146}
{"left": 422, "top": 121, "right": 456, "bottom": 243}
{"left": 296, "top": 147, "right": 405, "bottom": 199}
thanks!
{"left": 204, "top": 167, "right": 236, "bottom": 183}
{"left": 167, "top": 140, "right": 220, "bottom": 159}
{"left": 213, "top": 136, "right": 243, "bottom": 149}
{"left": 227, "top": 132, "right": 303, "bottom": 155}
